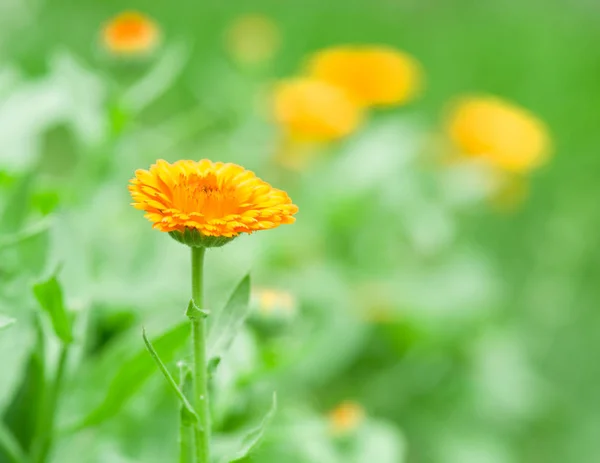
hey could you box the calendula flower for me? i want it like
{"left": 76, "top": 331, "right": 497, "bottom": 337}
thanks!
{"left": 102, "top": 11, "right": 160, "bottom": 56}
{"left": 307, "top": 46, "right": 422, "bottom": 107}
{"left": 273, "top": 78, "right": 363, "bottom": 142}
{"left": 329, "top": 401, "right": 366, "bottom": 436}
{"left": 252, "top": 288, "right": 297, "bottom": 317}
{"left": 447, "top": 96, "right": 551, "bottom": 173}
{"left": 129, "top": 159, "right": 298, "bottom": 247}
{"left": 224, "top": 14, "right": 281, "bottom": 66}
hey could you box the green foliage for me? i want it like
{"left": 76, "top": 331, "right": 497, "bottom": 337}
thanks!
{"left": 208, "top": 275, "right": 251, "bottom": 360}
{"left": 0, "top": 315, "right": 15, "bottom": 331}
{"left": 78, "top": 322, "right": 189, "bottom": 428}
{"left": 142, "top": 328, "right": 198, "bottom": 424}
{"left": 218, "top": 394, "right": 277, "bottom": 463}
{"left": 32, "top": 272, "right": 73, "bottom": 344}
{"left": 0, "top": 1, "right": 598, "bottom": 462}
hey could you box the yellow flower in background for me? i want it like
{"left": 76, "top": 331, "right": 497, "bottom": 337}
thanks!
{"left": 225, "top": 14, "right": 281, "bottom": 66}
{"left": 252, "top": 288, "right": 297, "bottom": 317}
{"left": 102, "top": 11, "right": 160, "bottom": 56}
{"left": 129, "top": 159, "right": 298, "bottom": 247}
{"left": 273, "top": 78, "right": 363, "bottom": 142}
{"left": 307, "top": 46, "right": 422, "bottom": 107}
{"left": 329, "top": 401, "right": 366, "bottom": 436}
{"left": 447, "top": 96, "right": 551, "bottom": 173}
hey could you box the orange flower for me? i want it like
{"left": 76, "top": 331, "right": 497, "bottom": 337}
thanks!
{"left": 129, "top": 160, "right": 298, "bottom": 247}
{"left": 307, "top": 46, "right": 422, "bottom": 107}
{"left": 447, "top": 96, "right": 551, "bottom": 173}
{"left": 329, "top": 401, "right": 366, "bottom": 436}
{"left": 224, "top": 14, "right": 281, "bottom": 66}
{"left": 252, "top": 288, "right": 297, "bottom": 317}
{"left": 273, "top": 78, "right": 363, "bottom": 142}
{"left": 102, "top": 11, "right": 160, "bottom": 56}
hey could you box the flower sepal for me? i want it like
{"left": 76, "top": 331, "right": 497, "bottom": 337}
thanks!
{"left": 169, "top": 228, "right": 236, "bottom": 249}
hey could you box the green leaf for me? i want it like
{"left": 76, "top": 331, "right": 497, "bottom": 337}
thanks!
{"left": 0, "top": 315, "right": 15, "bottom": 331}
{"left": 0, "top": 413, "right": 28, "bottom": 463}
{"left": 76, "top": 322, "right": 189, "bottom": 429}
{"left": 142, "top": 328, "right": 198, "bottom": 423}
{"left": 2, "top": 316, "right": 46, "bottom": 457}
{"left": 0, "top": 217, "right": 52, "bottom": 250}
{"left": 0, "top": 172, "right": 35, "bottom": 234}
{"left": 219, "top": 393, "right": 277, "bottom": 463}
{"left": 32, "top": 271, "right": 73, "bottom": 344}
{"left": 208, "top": 275, "right": 251, "bottom": 359}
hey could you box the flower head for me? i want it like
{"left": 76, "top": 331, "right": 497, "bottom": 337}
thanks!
{"left": 273, "top": 78, "right": 363, "bottom": 142}
{"left": 307, "top": 46, "right": 422, "bottom": 107}
{"left": 447, "top": 96, "right": 551, "bottom": 173}
{"left": 224, "top": 14, "right": 281, "bottom": 66}
{"left": 102, "top": 11, "right": 160, "bottom": 56}
{"left": 329, "top": 401, "right": 365, "bottom": 436}
{"left": 252, "top": 288, "right": 297, "bottom": 318}
{"left": 129, "top": 160, "right": 298, "bottom": 247}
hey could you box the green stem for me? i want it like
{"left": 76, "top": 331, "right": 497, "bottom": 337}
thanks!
{"left": 179, "top": 366, "right": 194, "bottom": 463}
{"left": 35, "top": 343, "right": 69, "bottom": 463}
{"left": 179, "top": 415, "right": 194, "bottom": 463}
{"left": 189, "top": 247, "right": 210, "bottom": 463}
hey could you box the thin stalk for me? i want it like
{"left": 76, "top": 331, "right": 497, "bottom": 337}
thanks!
{"left": 189, "top": 247, "right": 210, "bottom": 463}
{"left": 35, "top": 344, "right": 69, "bottom": 463}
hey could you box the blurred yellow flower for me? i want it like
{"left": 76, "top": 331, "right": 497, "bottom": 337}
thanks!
{"left": 447, "top": 96, "right": 551, "bottom": 173}
{"left": 224, "top": 14, "right": 281, "bottom": 66}
{"left": 307, "top": 46, "right": 422, "bottom": 107}
{"left": 129, "top": 159, "right": 298, "bottom": 247}
{"left": 329, "top": 401, "right": 366, "bottom": 436}
{"left": 252, "top": 288, "right": 297, "bottom": 317}
{"left": 273, "top": 78, "right": 363, "bottom": 142}
{"left": 102, "top": 11, "right": 160, "bottom": 56}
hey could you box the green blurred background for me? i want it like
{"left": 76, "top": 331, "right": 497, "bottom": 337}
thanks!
{"left": 1, "top": 0, "right": 599, "bottom": 462}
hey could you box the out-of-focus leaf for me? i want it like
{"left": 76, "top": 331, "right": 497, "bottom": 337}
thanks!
{"left": 32, "top": 272, "right": 73, "bottom": 344}
{"left": 0, "top": 217, "right": 52, "bottom": 250}
{"left": 2, "top": 316, "right": 45, "bottom": 456}
{"left": 0, "top": 421, "right": 27, "bottom": 463}
{"left": 208, "top": 275, "right": 251, "bottom": 360}
{"left": 31, "top": 190, "right": 60, "bottom": 216}
{"left": 355, "top": 422, "right": 407, "bottom": 463}
{"left": 0, "top": 172, "right": 34, "bottom": 233}
{"left": 142, "top": 328, "right": 198, "bottom": 423}
{"left": 0, "top": 315, "right": 15, "bottom": 330}
{"left": 219, "top": 393, "right": 277, "bottom": 463}
{"left": 121, "top": 42, "right": 190, "bottom": 113}
{"left": 77, "top": 322, "right": 189, "bottom": 429}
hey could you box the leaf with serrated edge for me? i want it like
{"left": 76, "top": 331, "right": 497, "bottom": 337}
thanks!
{"left": 220, "top": 393, "right": 277, "bottom": 463}
{"left": 208, "top": 275, "right": 251, "bottom": 359}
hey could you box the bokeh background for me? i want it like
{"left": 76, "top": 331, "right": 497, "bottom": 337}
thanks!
{"left": 1, "top": 1, "right": 599, "bottom": 462}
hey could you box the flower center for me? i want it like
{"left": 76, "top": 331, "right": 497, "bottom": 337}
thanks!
{"left": 173, "top": 173, "right": 240, "bottom": 220}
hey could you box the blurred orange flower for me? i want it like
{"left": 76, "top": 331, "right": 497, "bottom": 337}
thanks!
{"left": 447, "top": 96, "right": 551, "bottom": 173}
{"left": 329, "top": 401, "right": 366, "bottom": 436}
{"left": 273, "top": 78, "right": 363, "bottom": 142}
{"left": 252, "top": 288, "right": 297, "bottom": 317}
{"left": 102, "top": 11, "right": 160, "bottom": 56}
{"left": 307, "top": 46, "right": 422, "bottom": 107}
{"left": 225, "top": 14, "right": 281, "bottom": 66}
{"left": 129, "top": 159, "right": 297, "bottom": 247}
